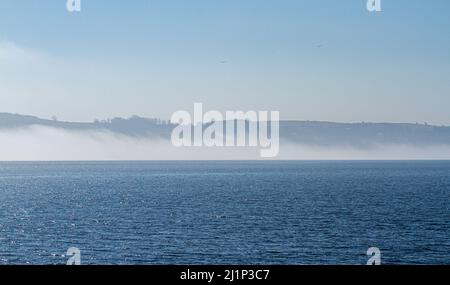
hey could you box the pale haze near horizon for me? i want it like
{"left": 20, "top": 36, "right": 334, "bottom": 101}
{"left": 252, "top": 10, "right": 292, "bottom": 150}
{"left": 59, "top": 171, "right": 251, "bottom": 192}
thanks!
{"left": 2, "top": 126, "right": 450, "bottom": 161}
{"left": 0, "top": 0, "right": 450, "bottom": 125}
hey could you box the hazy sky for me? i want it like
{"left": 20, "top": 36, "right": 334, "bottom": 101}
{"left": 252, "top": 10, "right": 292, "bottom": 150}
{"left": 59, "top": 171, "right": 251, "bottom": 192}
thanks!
{"left": 0, "top": 0, "right": 449, "bottom": 124}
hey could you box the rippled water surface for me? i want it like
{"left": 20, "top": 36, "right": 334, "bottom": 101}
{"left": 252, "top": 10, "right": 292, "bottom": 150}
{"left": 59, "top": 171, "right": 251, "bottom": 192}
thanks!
{"left": 0, "top": 161, "right": 449, "bottom": 264}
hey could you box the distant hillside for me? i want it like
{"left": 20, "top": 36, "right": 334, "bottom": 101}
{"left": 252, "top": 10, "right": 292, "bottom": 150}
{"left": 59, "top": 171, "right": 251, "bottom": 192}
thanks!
{"left": 1, "top": 113, "right": 450, "bottom": 147}
{"left": 280, "top": 121, "right": 450, "bottom": 147}
{"left": 0, "top": 113, "right": 171, "bottom": 138}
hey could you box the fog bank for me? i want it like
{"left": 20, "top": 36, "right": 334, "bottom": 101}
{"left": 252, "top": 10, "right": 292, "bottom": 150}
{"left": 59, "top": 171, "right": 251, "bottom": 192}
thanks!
{"left": 1, "top": 126, "right": 450, "bottom": 161}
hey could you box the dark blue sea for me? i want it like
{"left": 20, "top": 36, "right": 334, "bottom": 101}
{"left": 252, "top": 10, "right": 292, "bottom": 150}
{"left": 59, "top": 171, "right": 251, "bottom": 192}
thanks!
{"left": 0, "top": 161, "right": 449, "bottom": 264}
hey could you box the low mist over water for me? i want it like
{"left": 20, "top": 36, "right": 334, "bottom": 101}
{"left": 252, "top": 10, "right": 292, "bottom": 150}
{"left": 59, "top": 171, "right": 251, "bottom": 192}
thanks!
{"left": 1, "top": 113, "right": 450, "bottom": 160}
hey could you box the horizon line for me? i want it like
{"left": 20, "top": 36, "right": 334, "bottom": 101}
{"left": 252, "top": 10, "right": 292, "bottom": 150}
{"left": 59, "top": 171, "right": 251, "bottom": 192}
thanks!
{"left": 1, "top": 112, "right": 449, "bottom": 128}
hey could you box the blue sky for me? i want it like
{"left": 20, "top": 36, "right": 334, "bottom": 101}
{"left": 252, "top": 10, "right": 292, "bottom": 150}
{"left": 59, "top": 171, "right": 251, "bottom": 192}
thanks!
{"left": 0, "top": 0, "right": 449, "bottom": 124}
